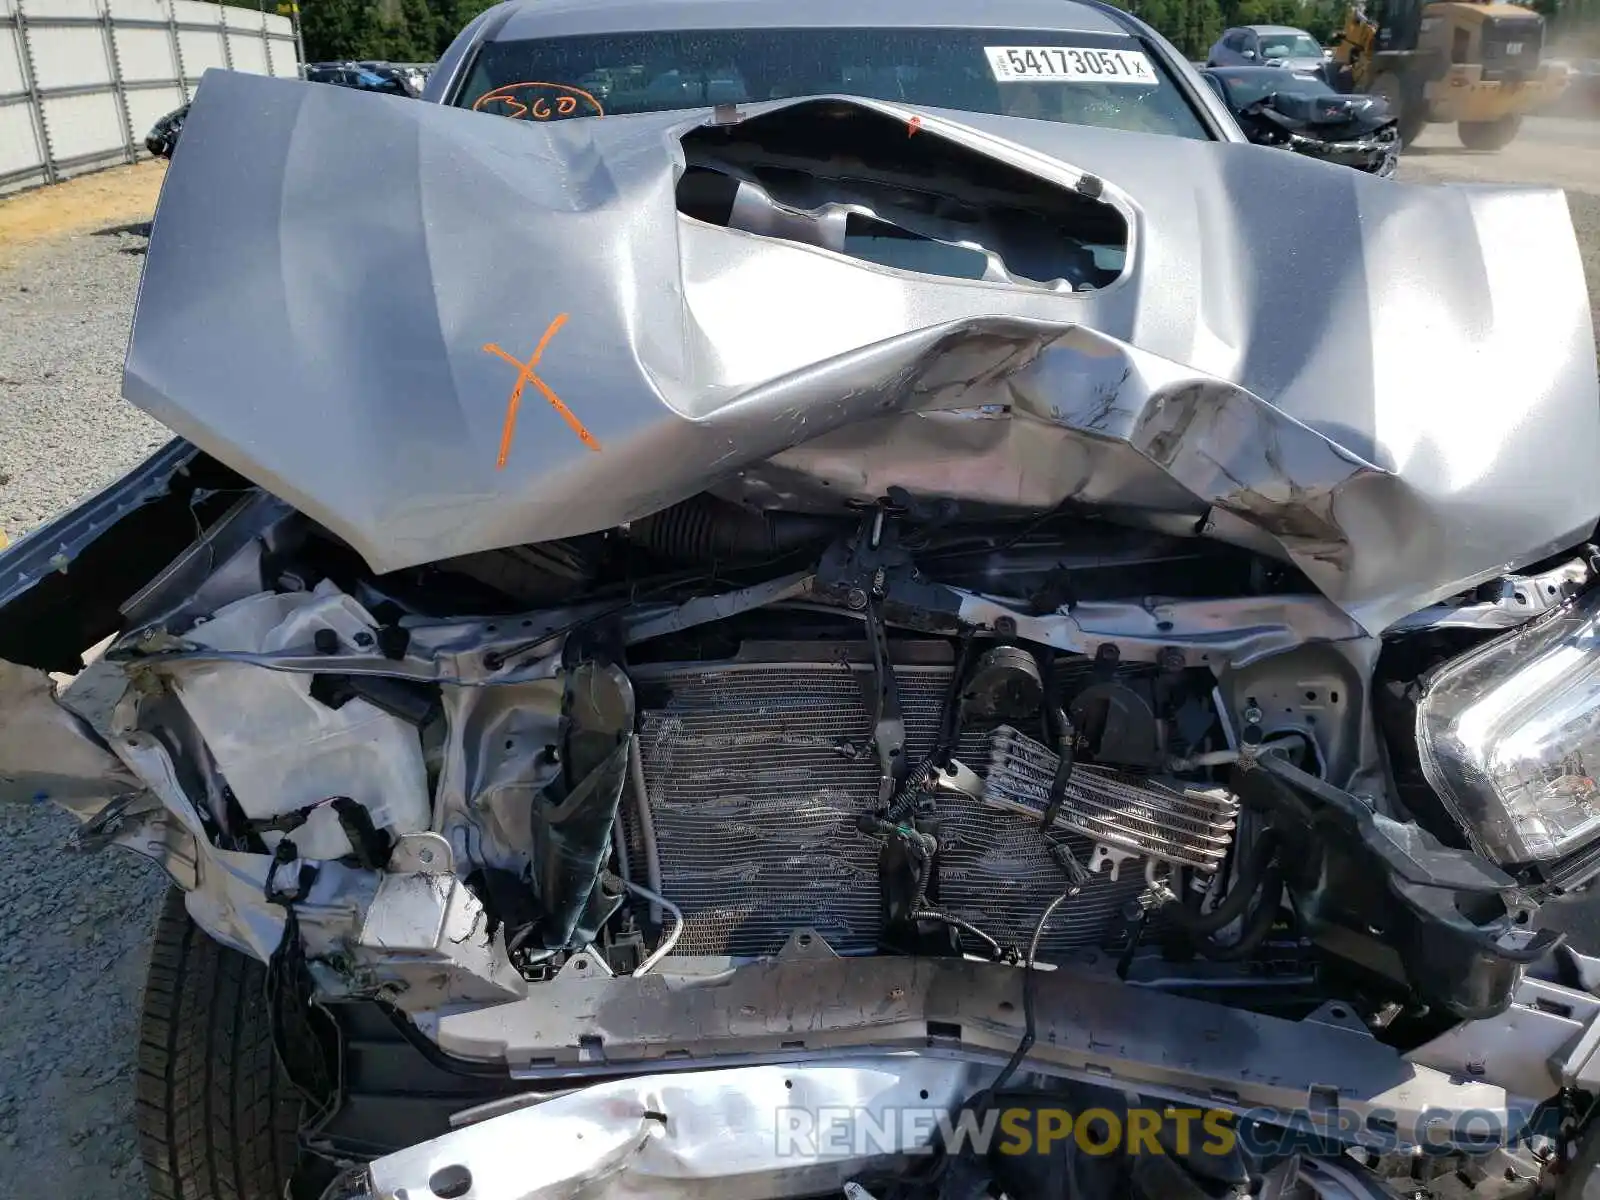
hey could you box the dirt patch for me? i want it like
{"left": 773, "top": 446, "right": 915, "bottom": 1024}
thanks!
{"left": 0, "top": 161, "right": 167, "bottom": 263}
{"left": 1398, "top": 118, "right": 1600, "bottom": 192}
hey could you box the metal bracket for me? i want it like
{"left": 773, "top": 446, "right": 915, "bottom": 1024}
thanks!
{"left": 778, "top": 928, "right": 840, "bottom": 961}
{"left": 1387, "top": 556, "right": 1593, "bottom": 633}
{"left": 1302, "top": 1000, "right": 1375, "bottom": 1037}
{"left": 557, "top": 948, "right": 615, "bottom": 981}
{"left": 66, "top": 792, "right": 153, "bottom": 852}
{"left": 930, "top": 757, "right": 984, "bottom": 800}
{"left": 1551, "top": 1007, "right": 1600, "bottom": 1090}
{"left": 1090, "top": 842, "right": 1138, "bottom": 882}
{"left": 386, "top": 831, "right": 454, "bottom": 875}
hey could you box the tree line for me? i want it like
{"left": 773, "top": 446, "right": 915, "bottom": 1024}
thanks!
{"left": 223, "top": 0, "right": 1580, "bottom": 67}
{"left": 292, "top": 0, "right": 499, "bottom": 62}
{"left": 1106, "top": 0, "right": 1349, "bottom": 58}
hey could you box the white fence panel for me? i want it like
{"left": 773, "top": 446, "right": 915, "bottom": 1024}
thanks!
{"left": 39, "top": 88, "right": 120, "bottom": 157}
{"left": 0, "top": 103, "right": 44, "bottom": 178}
{"left": 0, "top": 12, "right": 26, "bottom": 95}
{"left": 25, "top": 23, "right": 107, "bottom": 88}
{"left": 175, "top": 23, "right": 223, "bottom": 72}
{"left": 23, "top": 0, "right": 98, "bottom": 17}
{"left": 173, "top": 1, "right": 226, "bottom": 75}
{"left": 123, "top": 77, "right": 179, "bottom": 132}
{"left": 0, "top": 0, "right": 45, "bottom": 181}
{"left": 1, "top": 0, "right": 302, "bottom": 193}
{"left": 224, "top": 18, "right": 266, "bottom": 74}
{"left": 116, "top": 25, "right": 174, "bottom": 81}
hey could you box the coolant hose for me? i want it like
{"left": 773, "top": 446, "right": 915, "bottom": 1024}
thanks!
{"left": 911, "top": 908, "right": 1005, "bottom": 959}
{"left": 1190, "top": 865, "right": 1285, "bottom": 962}
{"left": 1232, "top": 762, "right": 1317, "bottom": 827}
{"left": 1038, "top": 705, "right": 1076, "bottom": 833}
{"left": 1160, "top": 831, "right": 1280, "bottom": 937}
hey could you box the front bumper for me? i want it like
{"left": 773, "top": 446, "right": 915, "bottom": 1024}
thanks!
{"left": 352, "top": 949, "right": 1600, "bottom": 1199}
{"left": 1282, "top": 129, "right": 1399, "bottom": 175}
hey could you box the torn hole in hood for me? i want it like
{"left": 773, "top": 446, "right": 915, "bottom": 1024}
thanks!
{"left": 676, "top": 99, "right": 1127, "bottom": 292}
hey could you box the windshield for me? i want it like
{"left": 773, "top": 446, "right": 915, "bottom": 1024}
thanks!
{"left": 1218, "top": 70, "right": 1332, "bottom": 107}
{"left": 454, "top": 26, "right": 1212, "bottom": 140}
{"left": 1257, "top": 32, "right": 1323, "bottom": 59}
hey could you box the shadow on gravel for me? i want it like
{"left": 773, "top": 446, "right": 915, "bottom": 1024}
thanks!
{"left": 91, "top": 221, "right": 151, "bottom": 255}
{"left": 91, "top": 221, "right": 151, "bottom": 239}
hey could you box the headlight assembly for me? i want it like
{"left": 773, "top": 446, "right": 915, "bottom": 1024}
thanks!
{"left": 1417, "top": 586, "right": 1600, "bottom": 865}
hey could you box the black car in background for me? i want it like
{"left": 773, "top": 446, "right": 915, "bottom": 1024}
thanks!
{"left": 306, "top": 62, "right": 416, "bottom": 96}
{"left": 145, "top": 63, "right": 425, "bottom": 160}
{"left": 144, "top": 102, "right": 187, "bottom": 158}
{"left": 1202, "top": 65, "right": 1398, "bottom": 176}
{"left": 355, "top": 60, "right": 432, "bottom": 96}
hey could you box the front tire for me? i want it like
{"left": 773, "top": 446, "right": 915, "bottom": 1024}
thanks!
{"left": 1458, "top": 114, "right": 1522, "bottom": 150}
{"left": 1372, "top": 72, "right": 1427, "bottom": 146}
{"left": 136, "top": 888, "right": 301, "bottom": 1200}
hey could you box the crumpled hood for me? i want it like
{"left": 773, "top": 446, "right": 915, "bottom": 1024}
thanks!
{"left": 125, "top": 69, "right": 1597, "bottom": 633}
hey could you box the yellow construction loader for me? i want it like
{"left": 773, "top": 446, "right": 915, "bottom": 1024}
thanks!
{"left": 1329, "top": 0, "right": 1568, "bottom": 149}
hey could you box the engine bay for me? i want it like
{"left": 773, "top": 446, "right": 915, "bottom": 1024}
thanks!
{"left": 37, "top": 479, "right": 1554, "bottom": 1018}
{"left": 9, "top": 454, "right": 1600, "bottom": 1197}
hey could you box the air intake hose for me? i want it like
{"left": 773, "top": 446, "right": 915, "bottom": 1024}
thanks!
{"left": 629, "top": 495, "right": 838, "bottom": 562}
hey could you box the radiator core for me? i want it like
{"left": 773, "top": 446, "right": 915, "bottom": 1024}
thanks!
{"left": 625, "top": 655, "right": 1233, "bottom": 960}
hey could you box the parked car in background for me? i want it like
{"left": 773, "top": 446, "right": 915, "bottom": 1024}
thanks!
{"left": 1207, "top": 24, "right": 1329, "bottom": 78}
{"left": 144, "top": 102, "right": 187, "bottom": 158}
{"left": 1203, "top": 64, "right": 1399, "bottom": 174}
{"left": 305, "top": 61, "right": 414, "bottom": 96}
{"left": 354, "top": 60, "right": 432, "bottom": 97}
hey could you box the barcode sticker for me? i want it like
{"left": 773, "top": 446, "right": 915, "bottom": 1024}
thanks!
{"left": 985, "top": 45, "right": 1159, "bottom": 84}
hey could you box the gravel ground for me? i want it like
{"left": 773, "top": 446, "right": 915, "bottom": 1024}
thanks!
{"left": 0, "top": 227, "right": 169, "bottom": 544}
{"left": 4, "top": 123, "right": 1600, "bottom": 1200}
{"left": 0, "top": 221, "right": 170, "bottom": 1200}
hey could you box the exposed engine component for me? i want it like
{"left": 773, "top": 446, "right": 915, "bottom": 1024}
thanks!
{"left": 983, "top": 725, "right": 1239, "bottom": 873}
{"left": 621, "top": 646, "right": 1228, "bottom": 960}
{"left": 958, "top": 645, "right": 1044, "bottom": 724}
{"left": 1068, "top": 679, "right": 1162, "bottom": 771}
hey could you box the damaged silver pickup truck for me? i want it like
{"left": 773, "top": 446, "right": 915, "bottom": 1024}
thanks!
{"left": 9, "top": 0, "right": 1600, "bottom": 1197}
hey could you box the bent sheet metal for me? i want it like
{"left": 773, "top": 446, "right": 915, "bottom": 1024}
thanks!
{"left": 124, "top": 69, "right": 1597, "bottom": 633}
